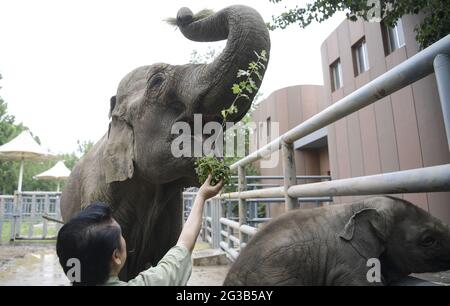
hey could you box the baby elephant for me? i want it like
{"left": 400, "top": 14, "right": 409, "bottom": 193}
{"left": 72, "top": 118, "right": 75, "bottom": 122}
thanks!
{"left": 224, "top": 196, "right": 450, "bottom": 286}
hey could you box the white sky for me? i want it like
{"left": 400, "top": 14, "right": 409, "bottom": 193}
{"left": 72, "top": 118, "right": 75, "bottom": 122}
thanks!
{"left": 0, "top": 0, "right": 345, "bottom": 154}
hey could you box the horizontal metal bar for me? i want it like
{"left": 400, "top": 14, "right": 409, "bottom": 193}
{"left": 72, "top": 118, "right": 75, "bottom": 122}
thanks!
{"left": 230, "top": 184, "right": 283, "bottom": 188}
{"left": 219, "top": 241, "right": 239, "bottom": 260}
{"left": 288, "top": 164, "right": 450, "bottom": 197}
{"left": 182, "top": 192, "right": 198, "bottom": 196}
{"left": 230, "top": 35, "right": 450, "bottom": 170}
{"left": 228, "top": 234, "right": 240, "bottom": 245}
{"left": 248, "top": 217, "right": 272, "bottom": 223}
{"left": 230, "top": 175, "right": 331, "bottom": 180}
{"left": 16, "top": 192, "right": 62, "bottom": 195}
{"left": 219, "top": 217, "right": 240, "bottom": 230}
{"left": 220, "top": 187, "right": 284, "bottom": 199}
{"left": 222, "top": 197, "right": 332, "bottom": 202}
{"left": 219, "top": 231, "right": 240, "bottom": 245}
{"left": 434, "top": 54, "right": 450, "bottom": 151}
{"left": 240, "top": 225, "right": 257, "bottom": 236}
{"left": 220, "top": 165, "right": 450, "bottom": 199}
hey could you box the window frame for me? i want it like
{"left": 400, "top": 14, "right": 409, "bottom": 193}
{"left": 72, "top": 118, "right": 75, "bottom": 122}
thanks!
{"left": 383, "top": 19, "right": 406, "bottom": 55}
{"left": 353, "top": 38, "right": 370, "bottom": 76}
{"left": 330, "top": 59, "right": 343, "bottom": 92}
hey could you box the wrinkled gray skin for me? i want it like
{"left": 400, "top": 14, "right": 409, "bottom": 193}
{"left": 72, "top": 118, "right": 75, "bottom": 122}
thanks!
{"left": 60, "top": 5, "right": 270, "bottom": 280}
{"left": 224, "top": 196, "right": 450, "bottom": 286}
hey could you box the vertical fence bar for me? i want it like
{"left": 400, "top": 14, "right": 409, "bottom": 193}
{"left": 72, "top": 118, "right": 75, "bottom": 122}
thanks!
{"left": 238, "top": 165, "right": 247, "bottom": 250}
{"left": 55, "top": 195, "right": 63, "bottom": 233}
{"left": 206, "top": 200, "right": 211, "bottom": 245}
{"left": 227, "top": 223, "right": 233, "bottom": 249}
{"left": 211, "top": 198, "right": 221, "bottom": 249}
{"left": 201, "top": 199, "right": 206, "bottom": 242}
{"left": 42, "top": 194, "right": 49, "bottom": 239}
{"left": 10, "top": 192, "right": 19, "bottom": 241}
{"left": 281, "top": 141, "right": 297, "bottom": 211}
{"left": 0, "top": 198, "right": 3, "bottom": 243}
{"left": 28, "top": 194, "right": 35, "bottom": 238}
{"left": 434, "top": 54, "right": 450, "bottom": 151}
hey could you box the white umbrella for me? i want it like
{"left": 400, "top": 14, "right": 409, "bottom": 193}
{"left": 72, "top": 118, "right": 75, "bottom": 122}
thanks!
{"left": 0, "top": 130, "right": 56, "bottom": 192}
{"left": 34, "top": 160, "right": 71, "bottom": 191}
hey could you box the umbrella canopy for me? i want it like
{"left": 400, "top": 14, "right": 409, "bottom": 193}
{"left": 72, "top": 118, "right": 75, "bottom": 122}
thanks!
{"left": 34, "top": 160, "right": 71, "bottom": 192}
{"left": 0, "top": 131, "right": 54, "bottom": 161}
{"left": 0, "top": 130, "right": 56, "bottom": 192}
{"left": 34, "top": 160, "right": 71, "bottom": 180}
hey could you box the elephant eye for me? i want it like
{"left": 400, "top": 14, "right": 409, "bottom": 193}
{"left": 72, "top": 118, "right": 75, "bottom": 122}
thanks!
{"left": 149, "top": 73, "right": 164, "bottom": 88}
{"left": 420, "top": 235, "right": 436, "bottom": 247}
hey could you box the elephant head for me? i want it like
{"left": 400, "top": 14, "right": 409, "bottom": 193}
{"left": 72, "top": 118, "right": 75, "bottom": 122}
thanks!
{"left": 104, "top": 5, "right": 270, "bottom": 187}
{"left": 339, "top": 196, "right": 450, "bottom": 283}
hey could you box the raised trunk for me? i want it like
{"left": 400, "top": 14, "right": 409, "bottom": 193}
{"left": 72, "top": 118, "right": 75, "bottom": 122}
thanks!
{"left": 177, "top": 5, "right": 271, "bottom": 121}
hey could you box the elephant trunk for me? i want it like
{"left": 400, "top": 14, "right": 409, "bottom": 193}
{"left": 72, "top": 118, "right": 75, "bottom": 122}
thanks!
{"left": 176, "top": 5, "right": 271, "bottom": 121}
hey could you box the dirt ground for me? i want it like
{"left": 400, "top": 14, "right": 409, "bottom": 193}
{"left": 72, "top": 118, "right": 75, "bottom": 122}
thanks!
{"left": 0, "top": 242, "right": 229, "bottom": 286}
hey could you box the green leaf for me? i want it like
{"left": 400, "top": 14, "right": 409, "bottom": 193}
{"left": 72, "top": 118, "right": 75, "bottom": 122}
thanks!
{"left": 237, "top": 69, "right": 250, "bottom": 78}
{"left": 232, "top": 84, "right": 241, "bottom": 94}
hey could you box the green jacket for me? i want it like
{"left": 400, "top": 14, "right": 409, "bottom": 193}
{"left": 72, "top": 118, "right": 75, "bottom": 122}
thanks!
{"left": 104, "top": 245, "right": 192, "bottom": 286}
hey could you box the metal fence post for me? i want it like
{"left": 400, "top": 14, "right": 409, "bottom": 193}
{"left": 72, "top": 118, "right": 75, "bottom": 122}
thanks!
{"left": 238, "top": 165, "right": 247, "bottom": 250}
{"left": 42, "top": 194, "right": 49, "bottom": 239}
{"left": 10, "top": 192, "right": 19, "bottom": 241}
{"left": 56, "top": 195, "right": 63, "bottom": 233}
{"left": 201, "top": 201, "right": 206, "bottom": 242}
{"left": 210, "top": 198, "right": 221, "bottom": 249}
{"left": 434, "top": 54, "right": 450, "bottom": 151}
{"left": 281, "top": 141, "right": 297, "bottom": 211}
{"left": 0, "top": 198, "right": 3, "bottom": 242}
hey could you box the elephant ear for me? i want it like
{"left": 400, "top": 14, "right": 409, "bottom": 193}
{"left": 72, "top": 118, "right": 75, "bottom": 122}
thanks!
{"left": 109, "top": 96, "right": 117, "bottom": 118}
{"left": 104, "top": 98, "right": 135, "bottom": 183}
{"left": 339, "top": 208, "right": 389, "bottom": 259}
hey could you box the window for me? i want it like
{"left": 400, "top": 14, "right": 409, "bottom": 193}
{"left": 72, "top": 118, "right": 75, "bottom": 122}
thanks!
{"left": 266, "top": 117, "right": 271, "bottom": 140}
{"left": 383, "top": 19, "right": 405, "bottom": 55}
{"left": 353, "top": 38, "right": 369, "bottom": 76}
{"left": 330, "top": 59, "right": 343, "bottom": 91}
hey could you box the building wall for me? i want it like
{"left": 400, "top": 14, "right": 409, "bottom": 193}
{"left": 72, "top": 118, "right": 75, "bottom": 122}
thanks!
{"left": 321, "top": 16, "right": 450, "bottom": 224}
{"left": 250, "top": 85, "right": 328, "bottom": 217}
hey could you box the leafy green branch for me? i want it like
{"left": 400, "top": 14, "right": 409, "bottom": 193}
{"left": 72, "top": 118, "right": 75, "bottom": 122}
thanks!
{"left": 220, "top": 50, "right": 268, "bottom": 126}
{"left": 195, "top": 50, "right": 267, "bottom": 186}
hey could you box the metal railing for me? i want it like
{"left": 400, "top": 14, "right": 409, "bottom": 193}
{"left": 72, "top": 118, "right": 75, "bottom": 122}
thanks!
{"left": 196, "top": 34, "right": 450, "bottom": 261}
{"left": 0, "top": 192, "right": 63, "bottom": 242}
{"left": 185, "top": 174, "right": 332, "bottom": 260}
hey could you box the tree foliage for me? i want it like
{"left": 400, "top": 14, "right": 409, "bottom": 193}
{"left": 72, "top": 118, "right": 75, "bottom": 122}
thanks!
{"left": 268, "top": 0, "right": 450, "bottom": 49}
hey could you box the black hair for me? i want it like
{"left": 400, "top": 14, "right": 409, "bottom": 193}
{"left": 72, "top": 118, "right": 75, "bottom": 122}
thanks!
{"left": 56, "top": 202, "right": 122, "bottom": 286}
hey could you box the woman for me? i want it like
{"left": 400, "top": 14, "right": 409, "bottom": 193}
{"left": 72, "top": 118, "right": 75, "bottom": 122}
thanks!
{"left": 56, "top": 175, "right": 222, "bottom": 286}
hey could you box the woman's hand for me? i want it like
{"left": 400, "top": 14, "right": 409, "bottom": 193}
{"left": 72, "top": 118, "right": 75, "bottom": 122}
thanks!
{"left": 198, "top": 174, "right": 223, "bottom": 200}
{"left": 177, "top": 174, "right": 223, "bottom": 253}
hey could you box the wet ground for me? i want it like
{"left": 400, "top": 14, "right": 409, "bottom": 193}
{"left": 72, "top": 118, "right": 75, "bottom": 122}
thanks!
{"left": 0, "top": 243, "right": 68, "bottom": 286}
{"left": 0, "top": 243, "right": 229, "bottom": 286}
{"left": 0, "top": 243, "right": 449, "bottom": 286}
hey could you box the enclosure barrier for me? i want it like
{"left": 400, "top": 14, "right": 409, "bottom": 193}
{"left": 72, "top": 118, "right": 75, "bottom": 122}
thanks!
{"left": 198, "top": 35, "right": 450, "bottom": 261}
{"left": 0, "top": 192, "right": 62, "bottom": 242}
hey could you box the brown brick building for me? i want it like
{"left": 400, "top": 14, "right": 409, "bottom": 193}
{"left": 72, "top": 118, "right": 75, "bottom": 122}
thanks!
{"left": 250, "top": 16, "right": 450, "bottom": 224}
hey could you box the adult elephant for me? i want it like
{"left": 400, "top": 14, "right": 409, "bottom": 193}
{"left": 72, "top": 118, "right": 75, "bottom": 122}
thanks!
{"left": 60, "top": 5, "right": 270, "bottom": 280}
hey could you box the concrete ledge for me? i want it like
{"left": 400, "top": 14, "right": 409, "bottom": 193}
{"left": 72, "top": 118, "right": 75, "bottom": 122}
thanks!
{"left": 192, "top": 248, "right": 229, "bottom": 266}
